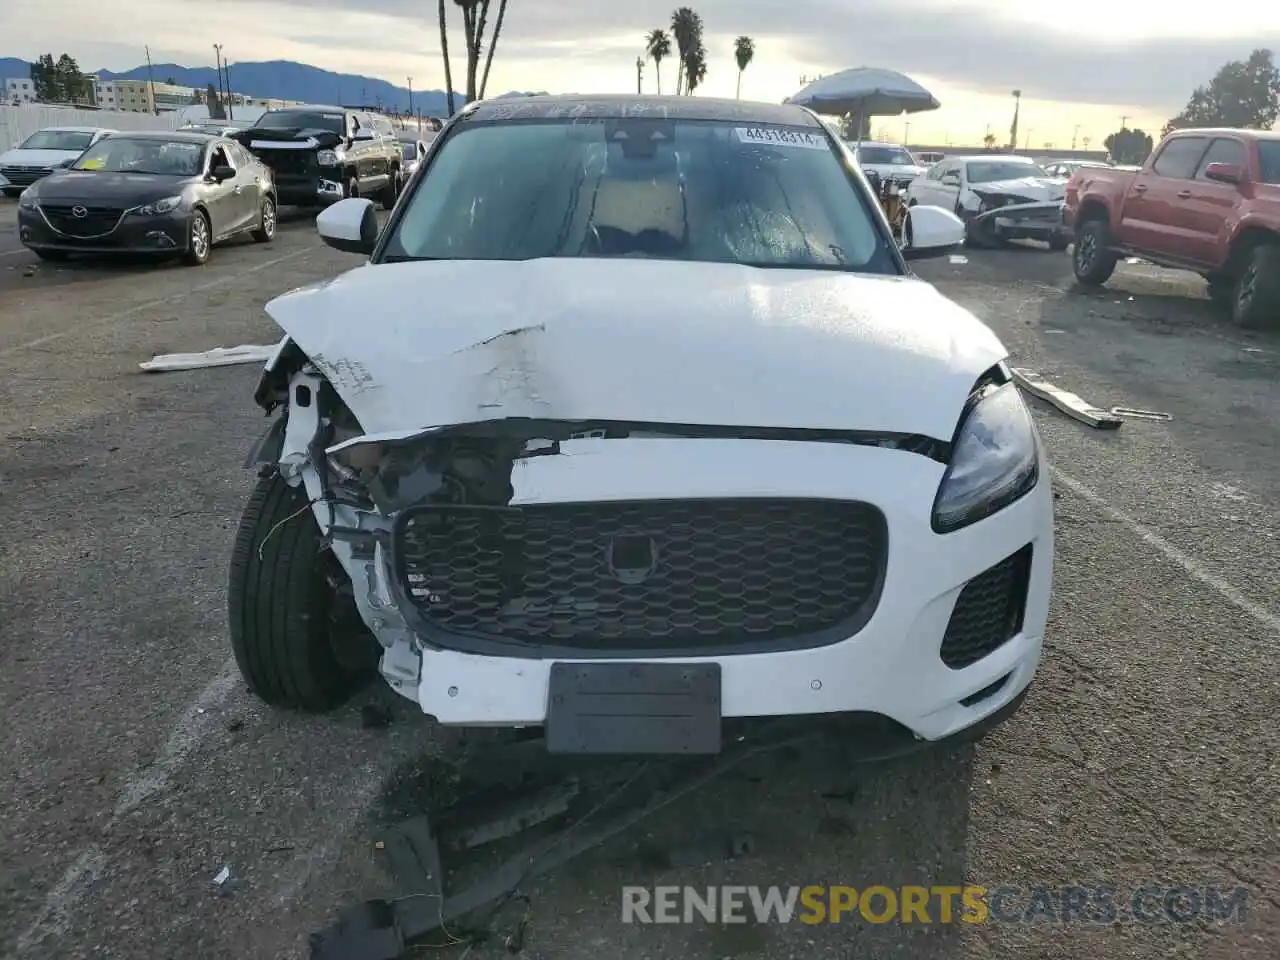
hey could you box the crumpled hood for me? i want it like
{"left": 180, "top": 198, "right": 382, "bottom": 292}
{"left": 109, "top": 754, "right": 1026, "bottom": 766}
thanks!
{"left": 971, "top": 176, "right": 1065, "bottom": 201}
{"left": 265, "top": 258, "right": 1007, "bottom": 441}
{"left": 0, "top": 147, "right": 83, "bottom": 169}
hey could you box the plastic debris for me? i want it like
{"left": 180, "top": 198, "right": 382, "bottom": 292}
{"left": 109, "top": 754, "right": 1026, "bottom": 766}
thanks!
{"left": 139, "top": 344, "right": 277, "bottom": 373}
{"left": 213, "top": 865, "right": 231, "bottom": 885}
{"left": 1109, "top": 407, "right": 1172, "bottom": 422}
{"left": 949, "top": 254, "right": 968, "bottom": 264}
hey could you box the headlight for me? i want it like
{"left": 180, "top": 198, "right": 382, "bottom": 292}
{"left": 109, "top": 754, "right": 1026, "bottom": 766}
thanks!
{"left": 932, "top": 382, "right": 1039, "bottom": 533}
{"left": 317, "top": 148, "right": 345, "bottom": 166}
{"left": 133, "top": 195, "right": 182, "bottom": 216}
{"left": 18, "top": 190, "right": 37, "bottom": 209}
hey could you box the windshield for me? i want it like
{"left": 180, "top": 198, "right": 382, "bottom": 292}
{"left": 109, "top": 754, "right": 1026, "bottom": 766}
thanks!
{"left": 20, "top": 130, "right": 96, "bottom": 151}
{"left": 72, "top": 137, "right": 205, "bottom": 176}
{"left": 383, "top": 118, "right": 897, "bottom": 274}
{"left": 255, "top": 110, "right": 345, "bottom": 135}
{"left": 966, "top": 160, "right": 1048, "bottom": 183}
{"left": 1258, "top": 141, "right": 1280, "bottom": 184}
{"left": 857, "top": 146, "right": 915, "bottom": 166}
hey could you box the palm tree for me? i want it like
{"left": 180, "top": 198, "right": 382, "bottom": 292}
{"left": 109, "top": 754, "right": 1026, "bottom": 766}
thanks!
{"left": 438, "top": 0, "right": 455, "bottom": 115}
{"left": 646, "top": 29, "right": 672, "bottom": 94}
{"left": 670, "top": 7, "right": 701, "bottom": 95}
{"left": 733, "top": 36, "right": 754, "bottom": 99}
{"left": 479, "top": 0, "right": 509, "bottom": 99}
{"left": 685, "top": 42, "right": 707, "bottom": 94}
{"left": 982, "top": 132, "right": 996, "bottom": 149}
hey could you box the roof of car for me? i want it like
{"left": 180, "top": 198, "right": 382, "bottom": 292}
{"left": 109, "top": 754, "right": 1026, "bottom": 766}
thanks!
{"left": 268, "top": 103, "right": 346, "bottom": 112}
{"left": 850, "top": 140, "right": 909, "bottom": 149}
{"left": 463, "top": 94, "right": 823, "bottom": 127}
{"left": 38, "top": 125, "right": 112, "bottom": 133}
{"left": 102, "top": 130, "right": 218, "bottom": 142}
{"left": 948, "top": 154, "right": 1040, "bottom": 163}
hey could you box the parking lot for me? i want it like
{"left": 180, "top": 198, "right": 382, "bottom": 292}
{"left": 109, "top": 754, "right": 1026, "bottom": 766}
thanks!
{"left": 1, "top": 196, "right": 1277, "bottom": 960}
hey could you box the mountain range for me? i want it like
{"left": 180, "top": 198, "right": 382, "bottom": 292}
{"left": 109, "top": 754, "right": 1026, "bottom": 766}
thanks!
{"left": 0, "top": 55, "right": 547, "bottom": 115}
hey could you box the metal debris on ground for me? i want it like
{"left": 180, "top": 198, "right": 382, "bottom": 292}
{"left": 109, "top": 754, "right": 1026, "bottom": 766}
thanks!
{"left": 1109, "top": 407, "right": 1172, "bottom": 422}
{"left": 212, "top": 866, "right": 231, "bottom": 885}
{"left": 1010, "top": 368, "right": 1123, "bottom": 430}
{"left": 138, "top": 344, "right": 278, "bottom": 373}
{"left": 949, "top": 255, "right": 968, "bottom": 264}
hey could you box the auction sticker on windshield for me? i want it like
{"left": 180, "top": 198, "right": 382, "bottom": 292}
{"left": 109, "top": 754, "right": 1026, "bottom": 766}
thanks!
{"left": 736, "top": 127, "right": 828, "bottom": 150}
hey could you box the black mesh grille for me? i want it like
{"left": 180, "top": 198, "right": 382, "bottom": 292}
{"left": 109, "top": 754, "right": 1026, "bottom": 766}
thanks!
{"left": 40, "top": 204, "right": 124, "bottom": 237}
{"left": 1, "top": 165, "right": 50, "bottom": 186}
{"left": 393, "top": 499, "right": 887, "bottom": 651}
{"left": 940, "top": 546, "right": 1032, "bottom": 669}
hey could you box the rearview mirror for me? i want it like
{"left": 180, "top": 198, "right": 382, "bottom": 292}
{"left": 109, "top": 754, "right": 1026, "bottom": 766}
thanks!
{"left": 210, "top": 165, "right": 235, "bottom": 182}
{"left": 316, "top": 197, "right": 379, "bottom": 255}
{"left": 901, "top": 205, "right": 965, "bottom": 260}
{"left": 1204, "top": 162, "right": 1243, "bottom": 185}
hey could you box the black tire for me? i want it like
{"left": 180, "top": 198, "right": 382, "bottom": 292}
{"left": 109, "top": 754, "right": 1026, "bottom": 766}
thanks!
{"left": 183, "top": 210, "right": 211, "bottom": 266}
{"left": 378, "top": 168, "right": 399, "bottom": 210}
{"left": 1231, "top": 244, "right": 1280, "bottom": 329}
{"left": 228, "top": 471, "right": 379, "bottom": 711}
{"left": 251, "top": 195, "right": 276, "bottom": 243}
{"left": 33, "top": 249, "right": 68, "bottom": 261}
{"left": 1071, "top": 219, "right": 1117, "bottom": 286}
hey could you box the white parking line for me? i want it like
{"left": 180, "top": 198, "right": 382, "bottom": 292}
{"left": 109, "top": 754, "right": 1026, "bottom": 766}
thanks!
{"left": 1054, "top": 468, "right": 1280, "bottom": 634}
{"left": 12, "top": 658, "right": 243, "bottom": 954}
{"left": 0, "top": 246, "right": 315, "bottom": 359}
{"left": 0, "top": 248, "right": 30, "bottom": 259}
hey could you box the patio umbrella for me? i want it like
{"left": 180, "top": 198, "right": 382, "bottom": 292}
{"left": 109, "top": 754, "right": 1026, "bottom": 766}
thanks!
{"left": 786, "top": 67, "right": 940, "bottom": 144}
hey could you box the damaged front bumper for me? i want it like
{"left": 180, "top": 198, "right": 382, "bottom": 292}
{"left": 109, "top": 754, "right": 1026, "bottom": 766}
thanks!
{"left": 970, "top": 199, "right": 1068, "bottom": 242}
{"left": 273, "top": 365, "right": 1053, "bottom": 752}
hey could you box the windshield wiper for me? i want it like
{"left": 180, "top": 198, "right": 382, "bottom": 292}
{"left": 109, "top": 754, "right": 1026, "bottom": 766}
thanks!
{"left": 381, "top": 254, "right": 443, "bottom": 263}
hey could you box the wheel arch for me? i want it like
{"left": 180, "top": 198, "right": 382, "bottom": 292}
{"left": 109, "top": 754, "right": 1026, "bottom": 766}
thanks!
{"left": 1226, "top": 223, "right": 1280, "bottom": 273}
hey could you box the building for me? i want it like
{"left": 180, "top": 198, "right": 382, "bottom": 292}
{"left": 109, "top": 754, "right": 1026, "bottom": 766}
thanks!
{"left": 92, "top": 78, "right": 155, "bottom": 112}
{"left": 4, "top": 77, "right": 37, "bottom": 104}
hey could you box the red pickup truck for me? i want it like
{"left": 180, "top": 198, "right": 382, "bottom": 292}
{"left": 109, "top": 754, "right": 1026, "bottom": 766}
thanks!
{"left": 1062, "top": 128, "right": 1280, "bottom": 328}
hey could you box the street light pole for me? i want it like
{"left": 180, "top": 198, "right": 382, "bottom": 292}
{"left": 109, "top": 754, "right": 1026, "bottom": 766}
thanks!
{"left": 636, "top": 57, "right": 644, "bottom": 95}
{"left": 223, "top": 58, "right": 234, "bottom": 120}
{"left": 1072, "top": 124, "right": 1080, "bottom": 150}
{"left": 212, "top": 44, "right": 224, "bottom": 118}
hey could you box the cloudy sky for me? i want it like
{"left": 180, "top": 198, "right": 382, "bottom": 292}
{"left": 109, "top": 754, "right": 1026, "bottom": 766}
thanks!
{"left": 3, "top": 0, "right": 1277, "bottom": 146}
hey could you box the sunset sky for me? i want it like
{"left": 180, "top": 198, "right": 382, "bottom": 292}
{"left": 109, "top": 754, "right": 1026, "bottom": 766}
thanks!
{"left": 3, "top": 0, "right": 1277, "bottom": 147}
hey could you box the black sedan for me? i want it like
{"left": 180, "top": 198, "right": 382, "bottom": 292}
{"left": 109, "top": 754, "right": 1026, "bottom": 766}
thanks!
{"left": 16, "top": 131, "right": 277, "bottom": 265}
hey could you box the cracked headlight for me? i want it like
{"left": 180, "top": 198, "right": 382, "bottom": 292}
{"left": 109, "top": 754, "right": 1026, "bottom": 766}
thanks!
{"left": 133, "top": 195, "right": 182, "bottom": 216}
{"left": 317, "top": 148, "right": 346, "bottom": 166}
{"left": 932, "top": 382, "right": 1039, "bottom": 533}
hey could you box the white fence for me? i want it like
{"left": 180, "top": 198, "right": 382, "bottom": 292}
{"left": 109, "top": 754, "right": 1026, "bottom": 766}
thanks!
{"left": 0, "top": 105, "right": 185, "bottom": 153}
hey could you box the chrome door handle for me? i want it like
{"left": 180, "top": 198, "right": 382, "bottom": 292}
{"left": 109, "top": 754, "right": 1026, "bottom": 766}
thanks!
{"left": 1176, "top": 189, "right": 1191, "bottom": 199}
{"left": 1132, "top": 184, "right": 1147, "bottom": 193}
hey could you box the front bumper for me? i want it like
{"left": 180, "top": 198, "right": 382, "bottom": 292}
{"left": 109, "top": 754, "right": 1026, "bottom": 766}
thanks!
{"left": 971, "top": 200, "right": 1069, "bottom": 241}
{"left": 343, "top": 437, "right": 1053, "bottom": 745}
{"left": 270, "top": 166, "right": 345, "bottom": 206}
{"left": 18, "top": 205, "right": 192, "bottom": 255}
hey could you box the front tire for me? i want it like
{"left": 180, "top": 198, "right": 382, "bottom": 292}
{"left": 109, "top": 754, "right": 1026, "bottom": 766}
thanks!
{"left": 1232, "top": 244, "right": 1280, "bottom": 329}
{"left": 1072, "top": 219, "right": 1117, "bottom": 286}
{"left": 251, "top": 195, "right": 276, "bottom": 243}
{"left": 378, "top": 168, "right": 399, "bottom": 210}
{"left": 228, "top": 471, "right": 378, "bottom": 711}
{"left": 183, "top": 210, "right": 211, "bottom": 266}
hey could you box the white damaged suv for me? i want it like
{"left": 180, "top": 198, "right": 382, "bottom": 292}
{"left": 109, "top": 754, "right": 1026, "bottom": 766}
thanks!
{"left": 230, "top": 95, "right": 1053, "bottom": 756}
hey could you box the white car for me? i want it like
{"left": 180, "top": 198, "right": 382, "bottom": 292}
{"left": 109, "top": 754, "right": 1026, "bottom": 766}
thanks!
{"left": 850, "top": 140, "right": 928, "bottom": 188}
{"left": 908, "top": 155, "right": 1070, "bottom": 249}
{"left": 0, "top": 126, "right": 114, "bottom": 197}
{"left": 231, "top": 95, "right": 1053, "bottom": 758}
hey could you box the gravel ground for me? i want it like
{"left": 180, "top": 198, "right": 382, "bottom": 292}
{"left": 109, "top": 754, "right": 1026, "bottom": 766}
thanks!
{"left": 0, "top": 201, "right": 1276, "bottom": 960}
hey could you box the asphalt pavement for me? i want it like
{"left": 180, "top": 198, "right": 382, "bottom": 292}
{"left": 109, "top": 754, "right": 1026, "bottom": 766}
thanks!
{"left": 0, "top": 199, "right": 1276, "bottom": 960}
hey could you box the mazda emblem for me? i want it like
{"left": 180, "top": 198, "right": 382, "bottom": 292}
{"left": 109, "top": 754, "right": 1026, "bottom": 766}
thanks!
{"left": 71, "top": 206, "right": 87, "bottom": 219}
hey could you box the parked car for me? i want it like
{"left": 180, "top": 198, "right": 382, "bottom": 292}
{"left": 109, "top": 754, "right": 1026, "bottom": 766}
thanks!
{"left": 1043, "top": 159, "right": 1111, "bottom": 178}
{"left": 1064, "top": 127, "right": 1280, "bottom": 327}
{"left": 908, "top": 154, "right": 1070, "bottom": 249}
{"left": 229, "top": 94, "right": 1052, "bottom": 760}
{"left": 16, "top": 131, "right": 276, "bottom": 265}
{"left": 396, "top": 137, "right": 429, "bottom": 184}
{"left": 230, "top": 104, "right": 401, "bottom": 209}
{"left": 851, "top": 140, "right": 928, "bottom": 188}
{"left": 0, "top": 126, "right": 114, "bottom": 197}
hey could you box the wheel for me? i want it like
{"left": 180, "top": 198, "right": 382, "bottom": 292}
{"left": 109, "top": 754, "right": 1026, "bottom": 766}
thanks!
{"left": 378, "top": 168, "right": 399, "bottom": 210}
{"left": 1071, "top": 219, "right": 1117, "bottom": 286}
{"left": 183, "top": 210, "right": 211, "bottom": 266}
{"left": 33, "top": 249, "right": 68, "bottom": 261}
{"left": 1231, "top": 244, "right": 1280, "bottom": 329}
{"left": 1048, "top": 234, "right": 1070, "bottom": 252}
{"left": 228, "top": 471, "right": 379, "bottom": 711}
{"left": 251, "top": 195, "right": 276, "bottom": 243}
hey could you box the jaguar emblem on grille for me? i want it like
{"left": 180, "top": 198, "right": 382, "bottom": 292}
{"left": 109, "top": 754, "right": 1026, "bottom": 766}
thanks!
{"left": 71, "top": 206, "right": 88, "bottom": 218}
{"left": 606, "top": 535, "right": 659, "bottom": 585}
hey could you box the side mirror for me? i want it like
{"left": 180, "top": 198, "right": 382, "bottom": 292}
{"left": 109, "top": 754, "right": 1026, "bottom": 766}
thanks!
{"left": 316, "top": 197, "right": 378, "bottom": 255}
{"left": 901, "top": 205, "right": 965, "bottom": 260}
{"left": 1204, "top": 162, "right": 1243, "bottom": 185}
{"left": 352, "top": 128, "right": 377, "bottom": 142}
{"left": 941, "top": 173, "right": 960, "bottom": 186}
{"left": 210, "top": 165, "right": 235, "bottom": 182}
